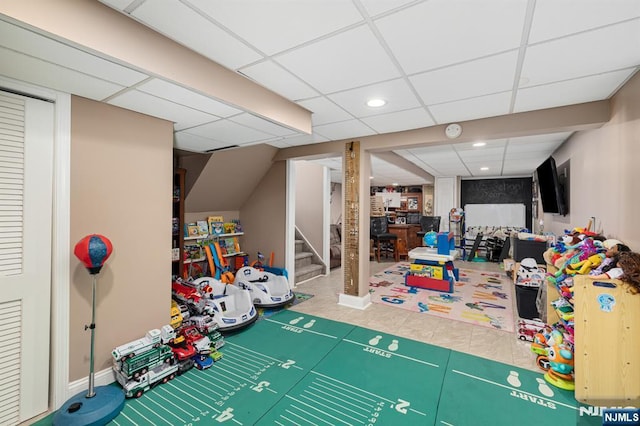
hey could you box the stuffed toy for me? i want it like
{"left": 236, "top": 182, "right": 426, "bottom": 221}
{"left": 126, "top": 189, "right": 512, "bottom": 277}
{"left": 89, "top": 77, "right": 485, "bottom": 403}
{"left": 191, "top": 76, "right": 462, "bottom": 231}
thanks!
{"left": 565, "top": 253, "right": 605, "bottom": 275}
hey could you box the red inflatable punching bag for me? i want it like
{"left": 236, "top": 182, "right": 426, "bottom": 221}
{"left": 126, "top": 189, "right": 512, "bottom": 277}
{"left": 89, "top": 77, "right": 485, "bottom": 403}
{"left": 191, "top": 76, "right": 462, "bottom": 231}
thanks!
{"left": 74, "top": 234, "right": 113, "bottom": 275}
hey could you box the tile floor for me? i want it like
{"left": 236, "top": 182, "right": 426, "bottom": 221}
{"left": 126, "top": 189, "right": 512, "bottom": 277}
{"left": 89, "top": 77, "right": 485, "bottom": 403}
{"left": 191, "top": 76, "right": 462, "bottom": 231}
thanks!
{"left": 290, "top": 259, "right": 540, "bottom": 373}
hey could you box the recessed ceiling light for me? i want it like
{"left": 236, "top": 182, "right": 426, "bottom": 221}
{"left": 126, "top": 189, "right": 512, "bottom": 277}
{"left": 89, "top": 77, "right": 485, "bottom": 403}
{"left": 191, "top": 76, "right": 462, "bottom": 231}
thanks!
{"left": 369, "top": 176, "right": 374, "bottom": 179}
{"left": 473, "top": 141, "right": 486, "bottom": 147}
{"left": 392, "top": 183, "right": 399, "bottom": 186}
{"left": 367, "top": 98, "right": 386, "bottom": 108}
{"left": 480, "top": 167, "right": 489, "bottom": 171}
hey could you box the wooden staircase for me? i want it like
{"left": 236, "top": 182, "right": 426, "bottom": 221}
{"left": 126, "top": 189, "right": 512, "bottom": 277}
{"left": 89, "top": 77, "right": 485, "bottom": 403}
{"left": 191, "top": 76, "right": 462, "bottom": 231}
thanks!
{"left": 294, "top": 230, "right": 325, "bottom": 284}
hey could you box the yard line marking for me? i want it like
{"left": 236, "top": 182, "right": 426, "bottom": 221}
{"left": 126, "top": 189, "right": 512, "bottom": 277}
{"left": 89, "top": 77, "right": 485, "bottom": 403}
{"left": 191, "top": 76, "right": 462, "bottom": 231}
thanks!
{"left": 285, "top": 395, "right": 357, "bottom": 426}
{"left": 409, "top": 407, "right": 427, "bottom": 416}
{"left": 307, "top": 384, "right": 372, "bottom": 413}
{"left": 280, "top": 414, "right": 302, "bottom": 426}
{"left": 127, "top": 404, "right": 169, "bottom": 425}
{"left": 225, "top": 342, "right": 303, "bottom": 371}
{"left": 285, "top": 408, "right": 319, "bottom": 425}
{"left": 299, "top": 393, "right": 365, "bottom": 424}
{"left": 440, "top": 421, "right": 454, "bottom": 425}
{"left": 118, "top": 410, "right": 137, "bottom": 425}
{"left": 302, "top": 388, "right": 368, "bottom": 418}
{"left": 145, "top": 395, "right": 185, "bottom": 424}
{"left": 451, "top": 369, "right": 578, "bottom": 410}
{"left": 167, "top": 378, "right": 218, "bottom": 411}
{"left": 205, "top": 367, "right": 245, "bottom": 386}
{"left": 225, "top": 346, "right": 274, "bottom": 367}
{"left": 165, "top": 381, "right": 214, "bottom": 412}
{"left": 309, "top": 379, "right": 376, "bottom": 409}
{"left": 265, "top": 318, "right": 340, "bottom": 339}
{"left": 312, "top": 372, "right": 391, "bottom": 403}
{"left": 289, "top": 404, "right": 333, "bottom": 426}
{"left": 193, "top": 374, "right": 229, "bottom": 397}
{"left": 198, "top": 371, "right": 233, "bottom": 394}
{"left": 274, "top": 420, "right": 286, "bottom": 426}
{"left": 343, "top": 339, "right": 440, "bottom": 368}
{"left": 225, "top": 352, "right": 270, "bottom": 371}
{"left": 314, "top": 377, "right": 377, "bottom": 405}
{"left": 225, "top": 341, "right": 288, "bottom": 363}
{"left": 153, "top": 391, "right": 194, "bottom": 417}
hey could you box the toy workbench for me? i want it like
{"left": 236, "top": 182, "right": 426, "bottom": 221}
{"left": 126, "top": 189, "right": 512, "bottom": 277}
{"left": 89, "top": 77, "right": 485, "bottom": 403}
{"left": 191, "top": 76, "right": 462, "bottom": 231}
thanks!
{"left": 405, "top": 234, "right": 459, "bottom": 293}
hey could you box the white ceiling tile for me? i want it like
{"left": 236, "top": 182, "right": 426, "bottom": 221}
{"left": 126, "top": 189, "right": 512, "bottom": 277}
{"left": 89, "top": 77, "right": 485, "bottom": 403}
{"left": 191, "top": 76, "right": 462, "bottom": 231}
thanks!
{"left": 0, "top": 47, "right": 125, "bottom": 100}
{"left": 328, "top": 78, "right": 421, "bottom": 117}
{"left": 174, "top": 131, "right": 226, "bottom": 152}
{"left": 453, "top": 139, "right": 508, "bottom": 151}
{"left": 188, "top": 0, "right": 363, "bottom": 55}
{"left": 429, "top": 92, "right": 512, "bottom": 124}
{"left": 507, "top": 132, "right": 573, "bottom": 145}
{"left": 411, "top": 51, "right": 518, "bottom": 105}
{"left": 361, "top": 108, "right": 435, "bottom": 134}
{"left": 359, "top": 0, "right": 417, "bottom": 17}
{"left": 276, "top": 26, "right": 401, "bottom": 93}
{"left": 98, "top": 0, "right": 135, "bottom": 11}
{"left": 131, "top": 0, "right": 262, "bottom": 70}
{"left": 0, "top": 21, "right": 148, "bottom": 87}
{"left": 297, "top": 97, "right": 354, "bottom": 125}
{"left": 108, "top": 90, "right": 219, "bottom": 130}
{"left": 267, "top": 140, "right": 294, "bottom": 149}
{"left": 514, "top": 69, "right": 634, "bottom": 113}
{"left": 529, "top": 0, "right": 640, "bottom": 44}
{"left": 239, "top": 61, "right": 319, "bottom": 100}
{"left": 521, "top": 19, "right": 640, "bottom": 87}
{"left": 184, "top": 119, "right": 274, "bottom": 145}
{"left": 505, "top": 142, "right": 562, "bottom": 157}
{"left": 280, "top": 133, "right": 330, "bottom": 147}
{"left": 229, "top": 113, "right": 300, "bottom": 137}
{"left": 457, "top": 147, "right": 505, "bottom": 160}
{"left": 375, "top": 0, "right": 528, "bottom": 74}
{"left": 136, "top": 79, "right": 241, "bottom": 117}
{"left": 313, "top": 119, "right": 377, "bottom": 140}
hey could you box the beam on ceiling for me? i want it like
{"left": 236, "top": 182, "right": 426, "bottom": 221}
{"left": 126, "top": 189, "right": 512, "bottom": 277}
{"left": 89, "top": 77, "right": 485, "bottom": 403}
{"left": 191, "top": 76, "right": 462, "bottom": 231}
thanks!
{"left": 0, "top": 0, "right": 312, "bottom": 134}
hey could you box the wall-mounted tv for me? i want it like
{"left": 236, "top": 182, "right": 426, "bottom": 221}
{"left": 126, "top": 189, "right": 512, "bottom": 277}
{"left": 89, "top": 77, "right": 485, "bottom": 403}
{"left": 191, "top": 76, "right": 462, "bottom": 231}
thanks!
{"left": 536, "top": 156, "right": 568, "bottom": 216}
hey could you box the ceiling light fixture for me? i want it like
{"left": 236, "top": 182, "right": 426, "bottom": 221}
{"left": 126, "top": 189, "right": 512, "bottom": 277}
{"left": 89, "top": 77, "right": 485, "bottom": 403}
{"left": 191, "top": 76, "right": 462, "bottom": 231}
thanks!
{"left": 473, "top": 142, "right": 486, "bottom": 147}
{"left": 366, "top": 98, "right": 386, "bottom": 108}
{"left": 370, "top": 176, "right": 374, "bottom": 179}
{"left": 480, "top": 167, "right": 489, "bottom": 171}
{"left": 392, "top": 182, "right": 399, "bottom": 186}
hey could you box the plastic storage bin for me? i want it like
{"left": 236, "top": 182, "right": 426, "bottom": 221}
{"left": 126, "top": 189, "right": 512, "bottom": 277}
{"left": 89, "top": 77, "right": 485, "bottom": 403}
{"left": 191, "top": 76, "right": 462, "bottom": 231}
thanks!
{"left": 515, "top": 284, "right": 541, "bottom": 320}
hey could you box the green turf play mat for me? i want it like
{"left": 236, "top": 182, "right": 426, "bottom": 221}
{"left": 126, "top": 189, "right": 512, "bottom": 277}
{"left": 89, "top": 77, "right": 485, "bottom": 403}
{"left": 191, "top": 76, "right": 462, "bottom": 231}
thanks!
{"left": 39, "top": 310, "right": 603, "bottom": 425}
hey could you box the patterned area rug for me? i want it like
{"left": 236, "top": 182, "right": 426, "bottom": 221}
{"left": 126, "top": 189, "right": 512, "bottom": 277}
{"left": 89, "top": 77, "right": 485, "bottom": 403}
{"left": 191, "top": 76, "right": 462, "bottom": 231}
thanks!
{"left": 369, "top": 262, "right": 515, "bottom": 332}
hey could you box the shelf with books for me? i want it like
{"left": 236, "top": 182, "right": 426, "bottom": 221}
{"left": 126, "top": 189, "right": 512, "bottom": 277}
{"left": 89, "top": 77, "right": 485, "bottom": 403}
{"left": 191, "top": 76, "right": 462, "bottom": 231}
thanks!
{"left": 184, "top": 232, "right": 245, "bottom": 242}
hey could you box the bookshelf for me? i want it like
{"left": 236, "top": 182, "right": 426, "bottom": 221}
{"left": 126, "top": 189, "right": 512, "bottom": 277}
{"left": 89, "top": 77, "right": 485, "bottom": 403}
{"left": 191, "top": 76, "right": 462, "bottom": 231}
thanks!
{"left": 172, "top": 169, "right": 185, "bottom": 277}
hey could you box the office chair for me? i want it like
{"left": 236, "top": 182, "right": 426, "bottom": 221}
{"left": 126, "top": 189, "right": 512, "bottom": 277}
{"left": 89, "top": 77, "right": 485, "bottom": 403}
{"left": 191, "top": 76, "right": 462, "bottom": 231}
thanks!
{"left": 416, "top": 216, "right": 441, "bottom": 242}
{"left": 370, "top": 216, "right": 399, "bottom": 262}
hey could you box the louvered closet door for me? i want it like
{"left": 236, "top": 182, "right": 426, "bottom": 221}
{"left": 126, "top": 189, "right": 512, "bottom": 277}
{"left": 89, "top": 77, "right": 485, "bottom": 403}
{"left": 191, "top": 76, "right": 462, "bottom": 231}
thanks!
{"left": 0, "top": 91, "right": 53, "bottom": 425}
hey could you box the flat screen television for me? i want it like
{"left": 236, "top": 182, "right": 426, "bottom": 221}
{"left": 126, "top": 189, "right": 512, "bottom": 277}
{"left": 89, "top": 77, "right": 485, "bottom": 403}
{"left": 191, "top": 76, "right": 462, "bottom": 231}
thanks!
{"left": 536, "top": 157, "right": 568, "bottom": 215}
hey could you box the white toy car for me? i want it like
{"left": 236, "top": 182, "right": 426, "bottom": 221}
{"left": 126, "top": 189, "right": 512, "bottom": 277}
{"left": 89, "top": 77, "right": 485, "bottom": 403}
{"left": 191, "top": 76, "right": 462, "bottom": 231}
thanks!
{"left": 191, "top": 277, "right": 258, "bottom": 332}
{"left": 232, "top": 266, "right": 295, "bottom": 308}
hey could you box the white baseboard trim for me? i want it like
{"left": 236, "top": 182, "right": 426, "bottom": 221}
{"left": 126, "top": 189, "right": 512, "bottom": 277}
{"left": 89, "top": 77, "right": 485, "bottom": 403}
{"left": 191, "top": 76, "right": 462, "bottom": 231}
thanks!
{"left": 67, "top": 368, "right": 115, "bottom": 397}
{"left": 338, "top": 293, "right": 371, "bottom": 310}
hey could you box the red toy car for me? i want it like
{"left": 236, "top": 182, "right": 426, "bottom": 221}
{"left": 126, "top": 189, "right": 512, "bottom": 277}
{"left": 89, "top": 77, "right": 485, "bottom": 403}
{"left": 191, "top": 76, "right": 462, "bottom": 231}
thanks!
{"left": 167, "top": 336, "right": 197, "bottom": 361}
{"left": 180, "top": 325, "right": 211, "bottom": 354}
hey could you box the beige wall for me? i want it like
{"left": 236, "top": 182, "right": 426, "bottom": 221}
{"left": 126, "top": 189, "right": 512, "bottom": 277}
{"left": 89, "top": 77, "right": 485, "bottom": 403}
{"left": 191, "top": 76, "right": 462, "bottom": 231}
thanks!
{"left": 239, "top": 161, "right": 287, "bottom": 267}
{"left": 546, "top": 71, "right": 640, "bottom": 250}
{"left": 295, "top": 161, "right": 325, "bottom": 256}
{"left": 69, "top": 96, "right": 173, "bottom": 381}
{"left": 331, "top": 183, "right": 343, "bottom": 225}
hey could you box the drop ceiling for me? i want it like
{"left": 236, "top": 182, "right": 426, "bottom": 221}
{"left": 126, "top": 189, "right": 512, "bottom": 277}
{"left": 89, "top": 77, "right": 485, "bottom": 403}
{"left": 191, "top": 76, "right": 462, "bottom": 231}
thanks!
{"left": 1, "top": 0, "right": 638, "bottom": 183}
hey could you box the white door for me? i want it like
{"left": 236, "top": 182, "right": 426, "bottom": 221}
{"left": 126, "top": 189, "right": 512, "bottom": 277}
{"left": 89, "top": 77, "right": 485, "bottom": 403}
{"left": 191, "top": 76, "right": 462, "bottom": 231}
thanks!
{"left": 0, "top": 90, "right": 53, "bottom": 424}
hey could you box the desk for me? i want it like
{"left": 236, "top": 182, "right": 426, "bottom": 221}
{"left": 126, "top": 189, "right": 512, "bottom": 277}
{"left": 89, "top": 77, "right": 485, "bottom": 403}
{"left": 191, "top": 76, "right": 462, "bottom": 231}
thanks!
{"left": 388, "top": 224, "right": 421, "bottom": 259}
